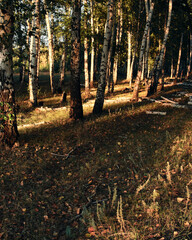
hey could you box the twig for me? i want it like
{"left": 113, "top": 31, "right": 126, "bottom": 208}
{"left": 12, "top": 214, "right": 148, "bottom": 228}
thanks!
{"left": 51, "top": 147, "right": 77, "bottom": 160}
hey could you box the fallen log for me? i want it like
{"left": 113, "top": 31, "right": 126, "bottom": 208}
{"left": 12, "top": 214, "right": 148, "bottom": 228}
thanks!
{"left": 146, "top": 111, "right": 167, "bottom": 115}
{"left": 161, "top": 96, "right": 178, "bottom": 104}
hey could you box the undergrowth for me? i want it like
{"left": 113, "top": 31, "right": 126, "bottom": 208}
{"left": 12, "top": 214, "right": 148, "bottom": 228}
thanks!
{"left": 78, "top": 131, "right": 192, "bottom": 240}
{"left": 1, "top": 77, "right": 192, "bottom": 240}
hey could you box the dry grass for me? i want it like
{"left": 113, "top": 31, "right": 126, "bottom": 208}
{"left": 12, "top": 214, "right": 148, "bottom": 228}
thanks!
{"left": 1, "top": 75, "right": 192, "bottom": 239}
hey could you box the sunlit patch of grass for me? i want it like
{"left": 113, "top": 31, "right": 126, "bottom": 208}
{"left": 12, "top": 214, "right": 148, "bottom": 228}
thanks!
{"left": 79, "top": 128, "right": 192, "bottom": 240}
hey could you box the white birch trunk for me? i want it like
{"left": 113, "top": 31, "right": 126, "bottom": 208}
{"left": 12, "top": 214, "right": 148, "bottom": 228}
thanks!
{"left": 132, "top": 3, "right": 155, "bottom": 100}
{"left": 107, "top": 20, "right": 115, "bottom": 93}
{"left": 83, "top": 0, "right": 90, "bottom": 98}
{"left": 113, "top": 0, "right": 122, "bottom": 86}
{"left": 43, "top": 0, "right": 55, "bottom": 93}
{"left": 90, "top": 0, "right": 95, "bottom": 88}
{"left": 36, "top": 0, "right": 40, "bottom": 83}
{"left": 93, "top": 0, "right": 114, "bottom": 114}
{"left": 129, "top": 52, "right": 135, "bottom": 87}
{"left": 0, "top": 6, "right": 18, "bottom": 146}
{"left": 126, "top": 31, "right": 132, "bottom": 81}
{"left": 60, "top": 48, "right": 65, "bottom": 87}
{"left": 29, "top": 0, "right": 37, "bottom": 106}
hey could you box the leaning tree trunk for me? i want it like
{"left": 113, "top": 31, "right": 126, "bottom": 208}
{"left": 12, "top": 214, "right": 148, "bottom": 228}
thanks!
{"left": 174, "top": 33, "right": 183, "bottom": 84}
{"left": 93, "top": 0, "right": 114, "bottom": 114}
{"left": 70, "top": 0, "right": 83, "bottom": 120}
{"left": 43, "top": 0, "right": 56, "bottom": 94}
{"left": 29, "top": 0, "right": 38, "bottom": 107}
{"left": 147, "top": 0, "right": 172, "bottom": 95}
{"left": 90, "top": 0, "right": 95, "bottom": 88}
{"left": 0, "top": 6, "right": 18, "bottom": 147}
{"left": 187, "top": 33, "right": 192, "bottom": 78}
{"left": 83, "top": 0, "right": 90, "bottom": 99}
{"left": 132, "top": 2, "right": 155, "bottom": 101}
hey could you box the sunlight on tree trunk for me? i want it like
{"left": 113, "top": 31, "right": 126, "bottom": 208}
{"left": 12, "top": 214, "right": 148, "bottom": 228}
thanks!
{"left": 126, "top": 31, "right": 132, "bottom": 83}
{"left": 60, "top": 47, "right": 66, "bottom": 87}
{"left": 43, "top": 0, "right": 55, "bottom": 94}
{"left": 132, "top": 3, "right": 155, "bottom": 101}
{"left": 29, "top": 0, "right": 38, "bottom": 107}
{"left": 0, "top": 6, "right": 18, "bottom": 147}
{"left": 83, "top": 0, "right": 90, "bottom": 99}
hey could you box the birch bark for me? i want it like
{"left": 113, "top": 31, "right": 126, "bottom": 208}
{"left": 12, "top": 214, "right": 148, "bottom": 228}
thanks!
{"left": 90, "top": 0, "right": 95, "bottom": 88}
{"left": 93, "top": 0, "right": 114, "bottom": 114}
{"left": 144, "top": 0, "right": 151, "bottom": 82}
{"left": 83, "top": 0, "right": 90, "bottom": 98}
{"left": 36, "top": 0, "right": 41, "bottom": 84}
{"left": 112, "top": 0, "right": 122, "bottom": 86}
{"left": 29, "top": 0, "right": 38, "bottom": 106}
{"left": 0, "top": 5, "right": 18, "bottom": 147}
{"left": 132, "top": 3, "right": 155, "bottom": 101}
{"left": 43, "top": 0, "right": 55, "bottom": 93}
{"left": 126, "top": 31, "right": 132, "bottom": 82}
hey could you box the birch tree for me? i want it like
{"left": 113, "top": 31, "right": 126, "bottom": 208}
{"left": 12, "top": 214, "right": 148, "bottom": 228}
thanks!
{"left": 132, "top": 2, "right": 155, "bottom": 101}
{"left": 70, "top": 0, "right": 83, "bottom": 120}
{"left": 90, "top": 0, "right": 94, "bottom": 88}
{"left": 112, "top": 0, "right": 122, "bottom": 87}
{"left": 43, "top": 0, "right": 56, "bottom": 94}
{"left": 144, "top": 0, "right": 151, "bottom": 81}
{"left": 93, "top": 0, "right": 114, "bottom": 114}
{"left": 126, "top": 31, "right": 132, "bottom": 83}
{"left": 60, "top": 44, "right": 66, "bottom": 87}
{"left": 83, "top": 0, "right": 90, "bottom": 98}
{"left": 0, "top": 3, "right": 18, "bottom": 147}
{"left": 36, "top": 0, "right": 41, "bottom": 84}
{"left": 29, "top": 0, "right": 38, "bottom": 107}
{"left": 147, "top": 0, "right": 172, "bottom": 95}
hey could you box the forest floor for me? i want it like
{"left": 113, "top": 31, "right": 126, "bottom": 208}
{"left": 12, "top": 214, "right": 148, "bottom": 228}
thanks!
{"left": 0, "top": 75, "right": 192, "bottom": 240}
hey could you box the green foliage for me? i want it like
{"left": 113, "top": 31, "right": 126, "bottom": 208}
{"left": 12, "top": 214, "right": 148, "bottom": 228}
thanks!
{"left": 0, "top": 102, "right": 15, "bottom": 130}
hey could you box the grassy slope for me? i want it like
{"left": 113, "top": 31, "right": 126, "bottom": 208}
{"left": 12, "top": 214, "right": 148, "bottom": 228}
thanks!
{"left": 0, "top": 76, "right": 192, "bottom": 239}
